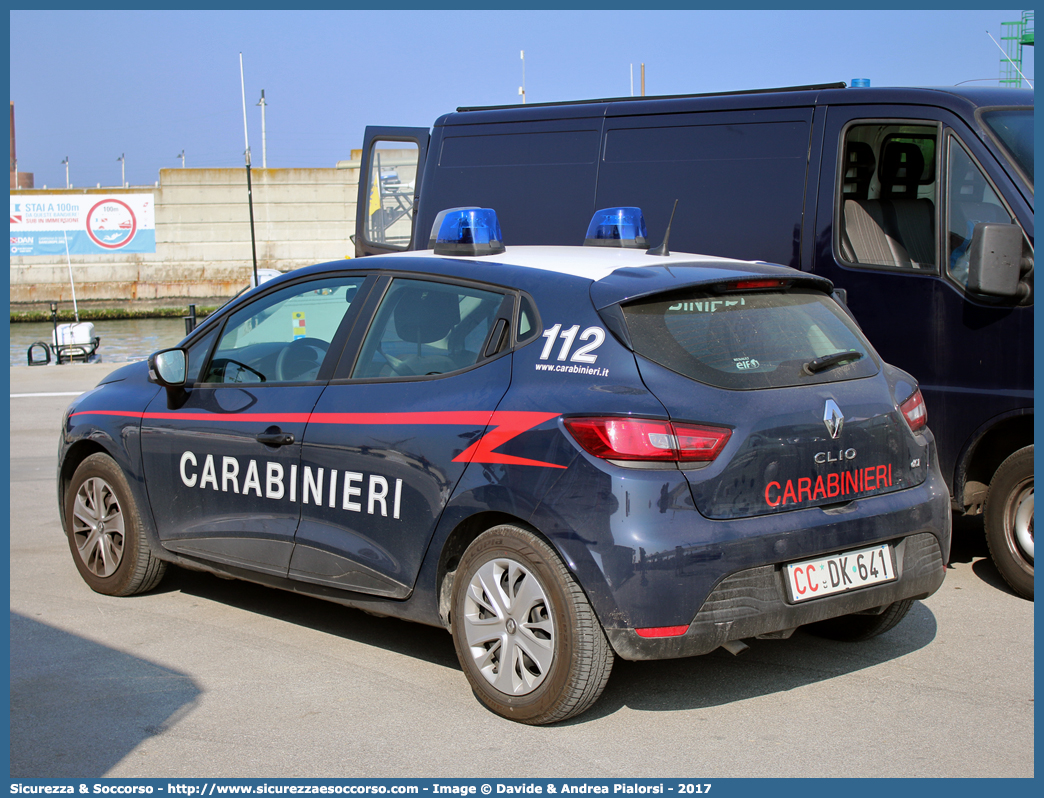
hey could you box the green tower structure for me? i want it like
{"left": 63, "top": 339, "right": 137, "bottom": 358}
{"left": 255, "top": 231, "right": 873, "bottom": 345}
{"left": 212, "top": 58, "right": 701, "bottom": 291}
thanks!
{"left": 1000, "top": 11, "right": 1034, "bottom": 87}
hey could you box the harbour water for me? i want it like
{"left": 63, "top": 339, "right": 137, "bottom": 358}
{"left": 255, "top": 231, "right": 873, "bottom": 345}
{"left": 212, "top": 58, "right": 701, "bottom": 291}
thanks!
{"left": 10, "top": 317, "right": 190, "bottom": 367}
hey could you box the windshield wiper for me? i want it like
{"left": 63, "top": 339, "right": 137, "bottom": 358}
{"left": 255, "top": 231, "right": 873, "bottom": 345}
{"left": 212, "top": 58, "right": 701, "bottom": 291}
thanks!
{"left": 804, "top": 350, "right": 863, "bottom": 374}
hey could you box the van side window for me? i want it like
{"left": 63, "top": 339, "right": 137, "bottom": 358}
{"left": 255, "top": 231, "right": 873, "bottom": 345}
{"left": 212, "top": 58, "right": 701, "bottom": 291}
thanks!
{"left": 946, "top": 136, "right": 1014, "bottom": 289}
{"left": 837, "top": 124, "right": 938, "bottom": 273}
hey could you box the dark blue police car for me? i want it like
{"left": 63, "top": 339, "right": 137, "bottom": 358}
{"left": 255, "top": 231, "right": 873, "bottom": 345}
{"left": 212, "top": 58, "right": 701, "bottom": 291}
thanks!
{"left": 58, "top": 207, "right": 950, "bottom": 724}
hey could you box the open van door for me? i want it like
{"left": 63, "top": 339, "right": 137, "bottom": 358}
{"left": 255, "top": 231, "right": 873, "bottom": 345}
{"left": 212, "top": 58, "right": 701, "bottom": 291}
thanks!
{"left": 355, "top": 127, "right": 429, "bottom": 257}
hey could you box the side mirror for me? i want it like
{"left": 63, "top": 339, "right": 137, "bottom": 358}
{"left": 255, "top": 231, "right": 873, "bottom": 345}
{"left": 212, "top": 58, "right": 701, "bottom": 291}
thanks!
{"left": 967, "top": 223, "right": 1025, "bottom": 299}
{"left": 148, "top": 348, "right": 187, "bottom": 387}
{"left": 149, "top": 348, "right": 189, "bottom": 409}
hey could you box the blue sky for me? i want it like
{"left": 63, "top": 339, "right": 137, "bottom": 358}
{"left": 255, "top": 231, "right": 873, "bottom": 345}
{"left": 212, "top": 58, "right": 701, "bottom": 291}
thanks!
{"left": 9, "top": 9, "right": 1034, "bottom": 190}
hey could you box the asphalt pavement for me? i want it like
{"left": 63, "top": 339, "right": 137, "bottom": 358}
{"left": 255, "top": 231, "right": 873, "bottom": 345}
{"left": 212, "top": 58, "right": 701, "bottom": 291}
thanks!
{"left": 8, "top": 363, "right": 1035, "bottom": 779}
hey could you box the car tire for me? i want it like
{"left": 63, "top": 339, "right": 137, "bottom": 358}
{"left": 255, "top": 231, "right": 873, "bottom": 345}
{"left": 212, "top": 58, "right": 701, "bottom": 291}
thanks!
{"left": 804, "top": 598, "right": 914, "bottom": 642}
{"left": 65, "top": 453, "right": 166, "bottom": 596}
{"left": 450, "top": 524, "right": 613, "bottom": 725}
{"left": 984, "top": 445, "right": 1033, "bottom": 600}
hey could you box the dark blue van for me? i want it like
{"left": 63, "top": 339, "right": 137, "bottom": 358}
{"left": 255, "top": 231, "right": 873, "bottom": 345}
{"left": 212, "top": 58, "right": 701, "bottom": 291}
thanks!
{"left": 356, "top": 83, "right": 1034, "bottom": 599}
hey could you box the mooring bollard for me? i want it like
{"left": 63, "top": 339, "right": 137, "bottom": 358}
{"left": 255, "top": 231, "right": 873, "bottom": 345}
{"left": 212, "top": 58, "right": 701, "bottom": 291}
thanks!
{"left": 184, "top": 304, "right": 197, "bottom": 335}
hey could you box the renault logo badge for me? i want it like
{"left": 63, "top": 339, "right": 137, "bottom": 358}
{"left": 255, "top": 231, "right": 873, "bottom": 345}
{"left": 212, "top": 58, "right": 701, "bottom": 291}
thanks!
{"left": 823, "top": 399, "right": 844, "bottom": 439}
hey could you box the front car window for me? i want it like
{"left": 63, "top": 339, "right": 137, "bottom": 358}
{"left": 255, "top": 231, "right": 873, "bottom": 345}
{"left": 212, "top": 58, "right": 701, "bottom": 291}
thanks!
{"left": 352, "top": 278, "right": 506, "bottom": 379}
{"left": 980, "top": 108, "right": 1034, "bottom": 187}
{"left": 203, "top": 277, "right": 364, "bottom": 384}
{"left": 622, "top": 287, "right": 878, "bottom": 390}
{"left": 185, "top": 326, "right": 219, "bottom": 384}
{"left": 945, "top": 137, "right": 1015, "bottom": 289}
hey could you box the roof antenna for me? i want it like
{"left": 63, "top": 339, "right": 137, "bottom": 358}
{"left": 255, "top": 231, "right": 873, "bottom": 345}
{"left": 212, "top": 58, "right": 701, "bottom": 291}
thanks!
{"left": 646, "top": 199, "right": 678, "bottom": 257}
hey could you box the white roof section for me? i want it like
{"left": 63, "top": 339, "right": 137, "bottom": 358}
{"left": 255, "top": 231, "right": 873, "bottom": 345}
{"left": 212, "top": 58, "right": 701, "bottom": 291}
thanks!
{"left": 379, "top": 245, "right": 762, "bottom": 282}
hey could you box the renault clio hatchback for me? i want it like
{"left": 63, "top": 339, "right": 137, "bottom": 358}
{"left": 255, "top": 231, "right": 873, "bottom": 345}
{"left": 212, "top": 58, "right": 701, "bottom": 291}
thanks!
{"left": 58, "top": 207, "right": 950, "bottom": 724}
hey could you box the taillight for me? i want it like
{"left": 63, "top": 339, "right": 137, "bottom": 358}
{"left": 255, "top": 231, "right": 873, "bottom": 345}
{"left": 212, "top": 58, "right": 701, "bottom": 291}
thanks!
{"left": 900, "top": 388, "right": 927, "bottom": 432}
{"left": 563, "top": 417, "right": 731, "bottom": 462}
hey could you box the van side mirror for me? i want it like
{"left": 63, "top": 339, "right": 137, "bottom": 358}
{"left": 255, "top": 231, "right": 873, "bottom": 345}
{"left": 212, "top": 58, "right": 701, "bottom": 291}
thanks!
{"left": 966, "top": 223, "right": 1025, "bottom": 299}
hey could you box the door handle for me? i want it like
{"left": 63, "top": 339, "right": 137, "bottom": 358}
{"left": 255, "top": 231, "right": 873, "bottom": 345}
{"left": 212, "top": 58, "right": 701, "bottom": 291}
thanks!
{"left": 256, "top": 427, "right": 295, "bottom": 447}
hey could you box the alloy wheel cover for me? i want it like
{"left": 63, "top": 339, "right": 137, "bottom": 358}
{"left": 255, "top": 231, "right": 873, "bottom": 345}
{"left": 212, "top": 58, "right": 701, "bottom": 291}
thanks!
{"left": 71, "top": 476, "right": 126, "bottom": 577}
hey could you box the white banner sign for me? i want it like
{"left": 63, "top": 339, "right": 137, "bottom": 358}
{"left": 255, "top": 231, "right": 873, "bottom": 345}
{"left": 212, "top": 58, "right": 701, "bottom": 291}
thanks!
{"left": 10, "top": 194, "right": 156, "bottom": 256}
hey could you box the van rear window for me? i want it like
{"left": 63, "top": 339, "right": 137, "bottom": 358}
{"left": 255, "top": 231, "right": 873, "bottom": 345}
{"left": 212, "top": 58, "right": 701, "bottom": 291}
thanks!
{"left": 621, "top": 288, "right": 878, "bottom": 390}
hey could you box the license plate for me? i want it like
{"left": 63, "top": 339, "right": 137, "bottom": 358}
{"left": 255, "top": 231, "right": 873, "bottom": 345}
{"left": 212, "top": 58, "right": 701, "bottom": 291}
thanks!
{"left": 784, "top": 543, "right": 895, "bottom": 602}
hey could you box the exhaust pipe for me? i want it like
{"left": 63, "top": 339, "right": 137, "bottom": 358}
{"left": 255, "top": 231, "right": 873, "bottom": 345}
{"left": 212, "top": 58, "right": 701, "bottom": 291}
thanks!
{"left": 721, "top": 640, "right": 749, "bottom": 656}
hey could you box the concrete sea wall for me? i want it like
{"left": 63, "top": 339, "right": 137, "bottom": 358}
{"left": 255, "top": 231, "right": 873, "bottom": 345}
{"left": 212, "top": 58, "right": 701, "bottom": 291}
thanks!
{"left": 10, "top": 165, "right": 360, "bottom": 304}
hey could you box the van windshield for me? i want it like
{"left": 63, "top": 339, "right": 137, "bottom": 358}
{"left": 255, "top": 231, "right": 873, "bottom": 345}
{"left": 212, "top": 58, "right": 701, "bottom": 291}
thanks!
{"left": 981, "top": 108, "right": 1033, "bottom": 187}
{"left": 621, "top": 288, "right": 879, "bottom": 390}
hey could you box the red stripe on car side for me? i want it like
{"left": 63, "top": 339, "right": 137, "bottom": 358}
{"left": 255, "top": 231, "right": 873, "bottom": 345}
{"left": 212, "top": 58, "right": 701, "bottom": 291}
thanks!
{"left": 70, "top": 409, "right": 565, "bottom": 468}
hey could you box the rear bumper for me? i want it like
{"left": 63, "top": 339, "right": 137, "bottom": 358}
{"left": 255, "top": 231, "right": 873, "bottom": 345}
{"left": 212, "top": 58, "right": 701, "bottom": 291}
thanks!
{"left": 606, "top": 531, "right": 945, "bottom": 660}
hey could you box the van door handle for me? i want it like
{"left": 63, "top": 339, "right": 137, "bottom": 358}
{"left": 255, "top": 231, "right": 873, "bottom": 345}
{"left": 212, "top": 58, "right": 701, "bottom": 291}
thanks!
{"left": 256, "top": 428, "right": 295, "bottom": 447}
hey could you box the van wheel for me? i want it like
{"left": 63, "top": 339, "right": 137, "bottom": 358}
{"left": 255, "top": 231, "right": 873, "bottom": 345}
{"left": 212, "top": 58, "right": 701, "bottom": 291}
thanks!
{"left": 65, "top": 453, "right": 166, "bottom": 596}
{"left": 804, "top": 599, "right": 914, "bottom": 642}
{"left": 985, "top": 446, "right": 1033, "bottom": 600}
{"left": 450, "top": 525, "right": 613, "bottom": 725}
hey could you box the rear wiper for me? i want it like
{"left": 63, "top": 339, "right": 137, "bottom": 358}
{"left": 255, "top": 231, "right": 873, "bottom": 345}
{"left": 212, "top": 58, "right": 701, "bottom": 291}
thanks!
{"left": 804, "top": 350, "right": 863, "bottom": 374}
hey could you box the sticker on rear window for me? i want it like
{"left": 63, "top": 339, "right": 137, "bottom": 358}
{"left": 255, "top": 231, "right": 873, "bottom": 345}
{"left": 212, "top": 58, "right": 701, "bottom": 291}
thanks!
{"left": 733, "top": 356, "right": 761, "bottom": 371}
{"left": 668, "top": 298, "right": 746, "bottom": 313}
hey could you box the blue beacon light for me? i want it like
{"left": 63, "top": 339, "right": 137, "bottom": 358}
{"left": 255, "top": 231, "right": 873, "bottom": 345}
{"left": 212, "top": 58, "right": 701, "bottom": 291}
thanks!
{"left": 430, "top": 207, "right": 505, "bottom": 256}
{"left": 584, "top": 206, "right": 648, "bottom": 248}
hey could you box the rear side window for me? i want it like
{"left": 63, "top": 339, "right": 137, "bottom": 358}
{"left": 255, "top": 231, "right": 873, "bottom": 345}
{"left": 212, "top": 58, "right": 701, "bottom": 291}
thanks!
{"left": 621, "top": 288, "right": 878, "bottom": 390}
{"left": 352, "top": 279, "right": 507, "bottom": 379}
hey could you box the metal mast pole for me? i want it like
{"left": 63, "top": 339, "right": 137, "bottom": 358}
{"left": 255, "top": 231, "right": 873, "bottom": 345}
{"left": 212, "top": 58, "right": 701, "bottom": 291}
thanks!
{"left": 257, "top": 90, "right": 268, "bottom": 168}
{"left": 240, "top": 53, "right": 259, "bottom": 288}
{"left": 519, "top": 50, "right": 526, "bottom": 103}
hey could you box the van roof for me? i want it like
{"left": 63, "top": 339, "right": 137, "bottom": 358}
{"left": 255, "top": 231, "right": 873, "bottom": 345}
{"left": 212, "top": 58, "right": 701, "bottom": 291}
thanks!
{"left": 446, "top": 84, "right": 1032, "bottom": 122}
{"left": 454, "top": 82, "right": 846, "bottom": 113}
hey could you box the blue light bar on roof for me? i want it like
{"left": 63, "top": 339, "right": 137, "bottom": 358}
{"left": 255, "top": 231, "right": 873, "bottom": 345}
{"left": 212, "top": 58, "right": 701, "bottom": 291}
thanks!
{"left": 429, "top": 207, "right": 505, "bottom": 256}
{"left": 584, "top": 207, "right": 648, "bottom": 248}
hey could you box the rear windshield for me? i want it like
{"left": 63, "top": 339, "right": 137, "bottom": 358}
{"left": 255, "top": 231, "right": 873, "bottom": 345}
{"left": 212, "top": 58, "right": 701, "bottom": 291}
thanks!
{"left": 621, "top": 288, "right": 878, "bottom": 390}
{"left": 981, "top": 108, "right": 1033, "bottom": 186}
